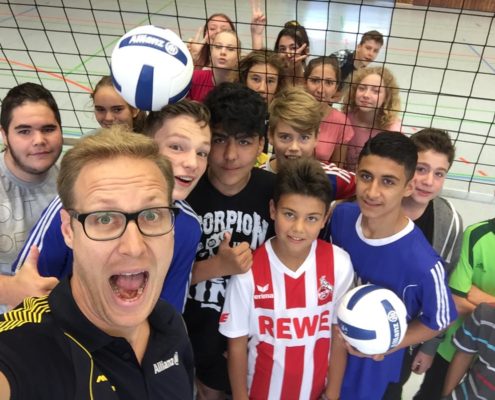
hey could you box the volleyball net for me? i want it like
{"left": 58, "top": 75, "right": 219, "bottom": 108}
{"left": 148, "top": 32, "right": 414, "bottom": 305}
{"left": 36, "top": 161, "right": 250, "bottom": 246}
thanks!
{"left": 0, "top": 0, "right": 494, "bottom": 201}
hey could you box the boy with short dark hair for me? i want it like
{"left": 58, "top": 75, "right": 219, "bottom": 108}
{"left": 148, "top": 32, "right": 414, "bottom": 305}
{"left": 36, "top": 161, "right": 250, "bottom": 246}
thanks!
{"left": 403, "top": 128, "right": 462, "bottom": 277}
{"left": 183, "top": 82, "right": 276, "bottom": 399}
{"left": 401, "top": 128, "right": 463, "bottom": 394}
{"left": 327, "top": 132, "right": 457, "bottom": 400}
{"left": 331, "top": 30, "right": 384, "bottom": 102}
{"left": 263, "top": 86, "right": 355, "bottom": 201}
{"left": 220, "top": 158, "right": 354, "bottom": 400}
{"left": 0, "top": 83, "right": 63, "bottom": 312}
{"left": 10, "top": 99, "right": 212, "bottom": 313}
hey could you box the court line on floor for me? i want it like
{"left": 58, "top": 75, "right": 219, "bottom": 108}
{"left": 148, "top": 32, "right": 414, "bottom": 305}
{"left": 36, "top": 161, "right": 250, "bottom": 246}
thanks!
{"left": 0, "top": 57, "right": 92, "bottom": 92}
{"left": 466, "top": 43, "right": 495, "bottom": 73}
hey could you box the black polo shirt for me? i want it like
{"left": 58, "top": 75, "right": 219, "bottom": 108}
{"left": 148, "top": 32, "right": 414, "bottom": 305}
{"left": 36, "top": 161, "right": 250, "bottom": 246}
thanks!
{"left": 0, "top": 278, "right": 194, "bottom": 399}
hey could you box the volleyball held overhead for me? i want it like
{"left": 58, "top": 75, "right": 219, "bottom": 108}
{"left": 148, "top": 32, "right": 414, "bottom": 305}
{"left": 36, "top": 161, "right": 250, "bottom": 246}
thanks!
{"left": 110, "top": 25, "right": 193, "bottom": 111}
{"left": 337, "top": 284, "right": 407, "bottom": 355}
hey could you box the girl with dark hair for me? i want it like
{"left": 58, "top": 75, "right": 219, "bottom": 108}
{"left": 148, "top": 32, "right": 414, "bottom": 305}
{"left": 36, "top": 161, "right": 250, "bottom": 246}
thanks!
{"left": 274, "top": 22, "right": 310, "bottom": 86}
{"left": 91, "top": 76, "right": 146, "bottom": 132}
{"left": 305, "top": 56, "right": 354, "bottom": 165}
{"left": 188, "top": 30, "right": 241, "bottom": 102}
{"left": 187, "top": 1, "right": 266, "bottom": 69}
{"left": 188, "top": 13, "right": 235, "bottom": 69}
{"left": 239, "top": 50, "right": 285, "bottom": 104}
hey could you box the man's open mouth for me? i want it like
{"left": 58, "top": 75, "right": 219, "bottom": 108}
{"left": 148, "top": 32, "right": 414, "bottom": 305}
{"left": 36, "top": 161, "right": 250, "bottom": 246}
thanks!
{"left": 109, "top": 271, "right": 149, "bottom": 301}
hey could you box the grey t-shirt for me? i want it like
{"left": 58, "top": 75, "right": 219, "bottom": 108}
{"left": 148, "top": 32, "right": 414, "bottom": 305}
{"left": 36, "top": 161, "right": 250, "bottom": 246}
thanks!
{"left": 0, "top": 153, "right": 59, "bottom": 312}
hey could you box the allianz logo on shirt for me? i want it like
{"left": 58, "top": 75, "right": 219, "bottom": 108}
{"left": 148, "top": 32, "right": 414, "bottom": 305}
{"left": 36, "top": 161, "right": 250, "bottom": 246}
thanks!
{"left": 153, "top": 352, "right": 179, "bottom": 374}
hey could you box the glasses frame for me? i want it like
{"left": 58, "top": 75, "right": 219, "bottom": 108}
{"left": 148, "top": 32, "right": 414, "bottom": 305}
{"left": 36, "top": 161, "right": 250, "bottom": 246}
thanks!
{"left": 68, "top": 206, "right": 179, "bottom": 241}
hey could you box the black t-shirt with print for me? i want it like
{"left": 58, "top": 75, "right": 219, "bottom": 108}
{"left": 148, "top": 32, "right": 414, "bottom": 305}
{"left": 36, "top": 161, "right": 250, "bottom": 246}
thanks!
{"left": 186, "top": 167, "right": 275, "bottom": 311}
{"left": 184, "top": 168, "right": 275, "bottom": 390}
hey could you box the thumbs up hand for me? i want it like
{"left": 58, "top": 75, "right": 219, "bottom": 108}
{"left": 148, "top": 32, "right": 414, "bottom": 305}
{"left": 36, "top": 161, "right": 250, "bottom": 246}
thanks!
{"left": 216, "top": 231, "right": 253, "bottom": 275}
{"left": 8, "top": 245, "right": 59, "bottom": 308}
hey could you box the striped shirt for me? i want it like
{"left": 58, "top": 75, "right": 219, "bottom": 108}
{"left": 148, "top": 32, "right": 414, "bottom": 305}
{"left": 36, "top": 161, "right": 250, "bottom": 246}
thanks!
{"left": 220, "top": 239, "right": 354, "bottom": 399}
{"left": 448, "top": 302, "right": 495, "bottom": 400}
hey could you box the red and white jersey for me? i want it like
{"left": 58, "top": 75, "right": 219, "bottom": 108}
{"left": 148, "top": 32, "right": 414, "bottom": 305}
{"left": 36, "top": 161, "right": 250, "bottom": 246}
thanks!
{"left": 219, "top": 238, "right": 354, "bottom": 400}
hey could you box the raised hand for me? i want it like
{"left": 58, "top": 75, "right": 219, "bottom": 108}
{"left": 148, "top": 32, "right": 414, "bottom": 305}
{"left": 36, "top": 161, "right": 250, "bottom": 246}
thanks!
{"left": 187, "top": 25, "right": 209, "bottom": 64}
{"left": 8, "top": 245, "right": 59, "bottom": 308}
{"left": 216, "top": 231, "right": 253, "bottom": 275}
{"left": 337, "top": 326, "right": 386, "bottom": 361}
{"left": 293, "top": 42, "right": 308, "bottom": 65}
{"left": 249, "top": 0, "right": 265, "bottom": 49}
{"left": 250, "top": 0, "right": 266, "bottom": 35}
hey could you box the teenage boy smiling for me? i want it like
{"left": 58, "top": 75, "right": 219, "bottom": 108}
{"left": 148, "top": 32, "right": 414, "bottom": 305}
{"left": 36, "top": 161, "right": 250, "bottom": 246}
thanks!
{"left": 327, "top": 132, "right": 456, "bottom": 400}
{"left": 184, "top": 83, "right": 275, "bottom": 400}
{"left": 220, "top": 158, "right": 353, "bottom": 400}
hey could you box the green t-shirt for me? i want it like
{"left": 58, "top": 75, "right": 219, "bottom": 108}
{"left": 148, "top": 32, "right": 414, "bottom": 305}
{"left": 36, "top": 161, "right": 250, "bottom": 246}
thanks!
{"left": 437, "top": 219, "right": 495, "bottom": 361}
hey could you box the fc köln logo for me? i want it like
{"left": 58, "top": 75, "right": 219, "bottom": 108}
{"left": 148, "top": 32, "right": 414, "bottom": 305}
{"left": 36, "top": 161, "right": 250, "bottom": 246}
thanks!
{"left": 318, "top": 275, "right": 333, "bottom": 300}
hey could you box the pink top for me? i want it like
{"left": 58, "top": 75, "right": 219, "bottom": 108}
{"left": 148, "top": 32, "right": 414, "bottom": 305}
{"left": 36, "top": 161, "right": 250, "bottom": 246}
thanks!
{"left": 315, "top": 108, "right": 355, "bottom": 162}
{"left": 188, "top": 70, "right": 215, "bottom": 102}
{"left": 344, "top": 113, "right": 402, "bottom": 171}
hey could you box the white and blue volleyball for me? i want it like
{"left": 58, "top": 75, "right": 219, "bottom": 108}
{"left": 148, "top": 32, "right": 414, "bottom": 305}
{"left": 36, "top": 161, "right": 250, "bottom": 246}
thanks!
{"left": 337, "top": 284, "right": 407, "bottom": 355}
{"left": 111, "top": 25, "right": 193, "bottom": 111}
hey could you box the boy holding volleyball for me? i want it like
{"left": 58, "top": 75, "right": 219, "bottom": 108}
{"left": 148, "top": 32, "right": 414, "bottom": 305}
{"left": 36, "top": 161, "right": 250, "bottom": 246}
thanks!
{"left": 327, "top": 132, "right": 457, "bottom": 400}
{"left": 220, "top": 158, "right": 354, "bottom": 400}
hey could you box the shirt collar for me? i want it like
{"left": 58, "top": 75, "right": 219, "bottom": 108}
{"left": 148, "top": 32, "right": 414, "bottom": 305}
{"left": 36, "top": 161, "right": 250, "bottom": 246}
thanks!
{"left": 49, "top": 277, "right": 175, "bottom": 353}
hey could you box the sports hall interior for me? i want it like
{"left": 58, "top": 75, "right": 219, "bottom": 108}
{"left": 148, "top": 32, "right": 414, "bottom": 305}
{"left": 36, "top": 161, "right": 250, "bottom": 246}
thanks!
{"left": 0, "top": 0, "right": 494, "bottom": 398}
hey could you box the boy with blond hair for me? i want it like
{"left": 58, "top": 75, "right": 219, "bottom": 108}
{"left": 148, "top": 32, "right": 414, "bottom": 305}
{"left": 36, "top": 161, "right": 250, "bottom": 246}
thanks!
{"left": 262, "top": 86, "right": 355, "bottom": 201}
{"left": 220, "top": 158, "right": 354, "bottom": 400}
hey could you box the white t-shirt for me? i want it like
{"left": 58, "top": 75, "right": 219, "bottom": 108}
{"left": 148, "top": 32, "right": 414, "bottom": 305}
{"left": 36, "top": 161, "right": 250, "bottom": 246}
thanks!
{"left": 0, "top": 153, "right": 59, "bottom": 312}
